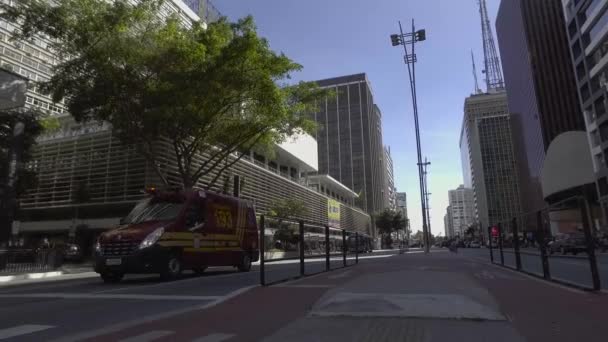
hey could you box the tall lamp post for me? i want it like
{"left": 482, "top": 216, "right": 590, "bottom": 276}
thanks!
{"left": 390, "top": 20, "right": 430, "bottom": 253}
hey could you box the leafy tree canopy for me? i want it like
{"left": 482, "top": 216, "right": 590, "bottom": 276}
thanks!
{"left": 1, "top": 0, "right": 327, "bottom": 189}
{"left": 268, "top": 198, "right": 308, "bottom": 219}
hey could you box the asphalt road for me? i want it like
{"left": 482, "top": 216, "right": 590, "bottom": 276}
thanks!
{"left": 459, "top": 247, "right": 608, "bottom": 289}
{"left": 0, "top": 251, "right": 396, "bottom": 341}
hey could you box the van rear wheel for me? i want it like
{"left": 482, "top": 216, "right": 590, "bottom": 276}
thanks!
{"left": 237, "top": 253, "right": 251, "bottom": 272}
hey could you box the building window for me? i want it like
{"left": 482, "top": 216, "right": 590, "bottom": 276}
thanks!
{"left": 598, "top": 177, "right": 608, "bottom": 196}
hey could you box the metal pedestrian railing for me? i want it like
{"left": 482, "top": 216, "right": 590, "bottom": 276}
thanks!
{"left": 258, "top": 215, "right": 370, "bottom": 286}
{"left": 485, "top": 195, "right": 605, "bottom": 291}
{"left": 0, "top": 248, "right": 63, "bottom": 275}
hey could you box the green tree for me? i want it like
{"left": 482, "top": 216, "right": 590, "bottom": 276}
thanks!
{"left": 268, "top": 198, "right": 308, "bottom": 248}
{"left": 1, "top": 0, "right": 326, "bottom": 190}
{"left": 375, "top": 209, "right": 395, "bottom": 248}
{"left": 268, "top": 198, "right": 309, "bottom": 219}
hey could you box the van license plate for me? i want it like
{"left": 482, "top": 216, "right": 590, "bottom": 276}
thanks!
{"left": 106, "top": 258, "right": 122, "bottom": 266}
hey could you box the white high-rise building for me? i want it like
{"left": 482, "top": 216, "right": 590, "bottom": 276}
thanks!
{"left": 448, "top": 185, "right": 475, "bottom": 237}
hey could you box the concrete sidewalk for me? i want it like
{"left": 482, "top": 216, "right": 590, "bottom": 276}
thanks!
{"left": 263, "top": 251, "right": 608, "bottom": 342}
{"left": 264, "top": 252, "right": 523, "bottom": 342}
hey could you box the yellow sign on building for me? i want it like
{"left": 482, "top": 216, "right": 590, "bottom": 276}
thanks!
{"left": 328, "top": 199, "right": 341, "bottom": 228}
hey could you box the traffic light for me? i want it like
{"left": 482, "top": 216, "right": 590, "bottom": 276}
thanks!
{"left": 416, "top": 29, "right": 426, "bottom": 42}
{"left": 390, "top": 34, "right": 401, "bottom": 46}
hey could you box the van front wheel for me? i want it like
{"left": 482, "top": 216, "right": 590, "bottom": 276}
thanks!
{"left": 160, "top": 255, "right": 182, "bottom": 280}
{"left": 237, "top": 253, "right": 251, "bottom": 272}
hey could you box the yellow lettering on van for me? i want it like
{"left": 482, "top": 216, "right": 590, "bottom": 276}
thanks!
{"left": 214, "top": 206, "right": 233, "bottom": 229}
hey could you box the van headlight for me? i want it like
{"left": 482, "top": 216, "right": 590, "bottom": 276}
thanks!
{"left": 139, "top": 227, "right": 165, "bottom": 249}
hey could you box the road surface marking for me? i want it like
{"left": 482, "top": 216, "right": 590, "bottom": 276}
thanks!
{"left": 50, "top": 286, "right": 257, "bottom": 342}
{"left": 0, "top": 293, "right": 221, "bottom": 301}
{"left": 275, "top": 284, "right": 333, "bottom": 288}
{"left": 118, "top": 330, "right": 173, "bottom": 342}
{"left": 191, "top": 333, "right": 235, "bottom": 342}
{"left": 328, "top": 270, "right": 352, "bottom": 279}
{"left": 0, "top": 325, "right": 54, "bottom": 340}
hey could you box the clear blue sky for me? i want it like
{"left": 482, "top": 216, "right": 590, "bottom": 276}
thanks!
{"left": 213, "top": 0, "right": 501, "bottom": 236}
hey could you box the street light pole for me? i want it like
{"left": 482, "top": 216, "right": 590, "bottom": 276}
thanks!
{"left": 390, "top": 20, "right": 430, "bottom": 253}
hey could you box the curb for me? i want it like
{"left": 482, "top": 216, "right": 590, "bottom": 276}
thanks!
{"left": 0, "top": 271, "right": 99, "bottom": 287}
{"left": 0, "top": 270, "right": 63, "bottom": 283}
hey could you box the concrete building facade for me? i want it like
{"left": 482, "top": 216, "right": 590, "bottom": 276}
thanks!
{"left": 448, "top": 185, "right": 475, "bottom": 237}
{"left": 460, "top": 92, "right": 522, "bottom": 236}
{"left": 309, "top": 73, "right": 387, "bottom": 215}
{"left": 384, "top": 146, "right": 396, "bottom": 210}
{"left": 496, "top": 0, "right": 586, "bottom": 216}
{"left": 562, "top": 0, "right": 608, "bottom": 217}
{"left": 396, "top": 192, "right": 408, "bottom": 220}
{"left": 444, "top": 206, "right": 454, "bottom": 238}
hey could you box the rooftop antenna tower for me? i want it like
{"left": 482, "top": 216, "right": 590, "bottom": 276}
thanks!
{"left": 478, "top": 0, "right": 504, "bottom": 91}
{"left": 471, "top": 50, "right": 482, "bottom": 94}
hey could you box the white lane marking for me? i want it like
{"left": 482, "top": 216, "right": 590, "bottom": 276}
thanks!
{"left": 118, "top": 330, "right": 174, "bottom": 342}
{"left": 328, "top": 270, "right": 352, "bottom": 279}
{"left": 50, "top": 285, "right": 256, "bottom": 342}
{"left": 0, "top": 325, "right": 54, "bottom": 340}
{"left": 275, "top": 284, "right": 333, "bottom": 288}
{"left": 191, "top": 333, "right": 235, "bottom": 342}
{"left": 0, "top": 293, "right": 221, "bottom": 301}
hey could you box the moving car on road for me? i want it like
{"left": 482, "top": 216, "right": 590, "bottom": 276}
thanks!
{"left": 469, "top": 241, "right": 481, "bottom": 248}
{"left": 94, "top": 189, "right": 259, "bottom": 283}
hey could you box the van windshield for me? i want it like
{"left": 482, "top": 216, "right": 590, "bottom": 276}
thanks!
{"left": 121, "top": 198, "right": 185, "bottom": 224}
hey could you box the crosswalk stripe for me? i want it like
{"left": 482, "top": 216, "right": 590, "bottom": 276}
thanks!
{"left": 0, "top": 293, "right": 221, "bottom": 301}
{"left": 118, "top": 330, "right": 174, "bottom": 342}
{"left": 191, "top": 333, "right": 235, "bottom": 342}
{"left": 0, "top": 325, "right": 54, "bottom": 340}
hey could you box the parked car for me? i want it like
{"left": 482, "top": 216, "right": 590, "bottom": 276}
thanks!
{"left": 563, "top": 233, "right": 587, "bottom": 255}
{"left": 549, "top": 233, "right": 587, "bottom": 255}
{"left": 469, "top": 241, "right": 481, "bottom": 248}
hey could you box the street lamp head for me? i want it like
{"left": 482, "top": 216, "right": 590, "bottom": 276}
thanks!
{"left": 390, "top": 34, "right": 401, "bottom": 46}
{"left": 416, "top": 29, "right": 426, "bottom": 42}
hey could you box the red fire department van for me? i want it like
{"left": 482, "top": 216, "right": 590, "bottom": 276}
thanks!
{"left": 94, "top": 189, "right": 259, "bottom": 283}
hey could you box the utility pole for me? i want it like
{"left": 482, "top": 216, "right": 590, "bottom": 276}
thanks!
{"left": 390, "top": 20, "right": 430, "bottom": 253}
{"left": 422, "top": 158, "right": 431, "bottom": 247}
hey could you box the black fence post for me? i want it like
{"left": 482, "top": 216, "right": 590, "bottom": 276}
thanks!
{"left": 325, "top": 225, "right": 330, "bottom": 271}
{"left": 579, "top": 197, "right": 601, "bottom": 291}
{"left": 498, "top": 223, "right": 505, "bottom": 266}
{"left": 355, "top": 232, "right": 359, "bottom": 264}
{"left": 488, "top": 226, "right": 494, "bottom": 263}
{"left": 512, "top": 217, "right": 522, "bottom": 271}
{"left": 342, "top": 229, "right": 347, "bottom": 267}
{"left": 536, "top": 211, "right": 551, "bottom": 280}
{"left": 260, "top": 215, "right": 265, "bottom": 286}
{"left": 299, "top": 220, "right": 305, "bottom": 276}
